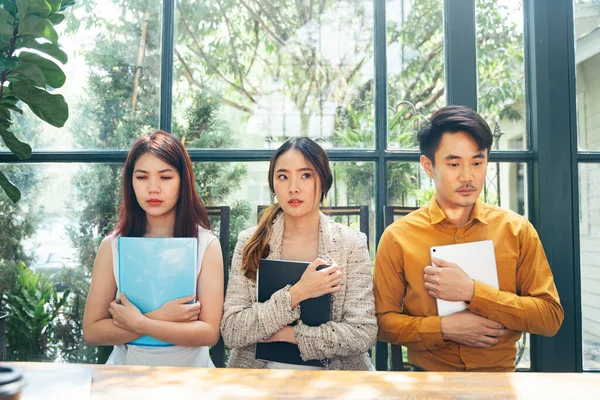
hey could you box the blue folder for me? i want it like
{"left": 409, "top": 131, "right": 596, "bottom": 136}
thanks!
{"left": 118, "top": 237, "right": 198, "bottom": 346}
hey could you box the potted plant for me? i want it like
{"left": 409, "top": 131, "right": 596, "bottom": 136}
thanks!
{"left": 0, "top": 0, "right": 74, "bottom": 203}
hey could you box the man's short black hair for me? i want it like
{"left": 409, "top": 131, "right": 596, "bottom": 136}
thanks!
{"left": 417, "top": 105, "right": 493, "bottom": 164}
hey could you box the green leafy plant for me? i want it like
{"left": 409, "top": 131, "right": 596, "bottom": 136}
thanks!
{"left": 0, "top": 260, "right": 18, "bottom": 310}
{"left": 0, "top": 0, "right": 75, "bottom": 203}
{"left": 2, "top": 262, "right": 70, "bottom": 361}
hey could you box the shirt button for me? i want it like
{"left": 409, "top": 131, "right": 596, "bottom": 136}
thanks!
{"left": 456, "top": 235, "right": 461, "bottom": 240}
{"left": 464, "top": 354, "right": 470, "bottom": 359}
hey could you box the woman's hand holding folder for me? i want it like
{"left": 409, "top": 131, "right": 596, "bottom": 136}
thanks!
{"left": 148, "top": 295, "right": 202, "bottom": 322}
{"left": 109, "top": 294, "right": 202, "bottom": 332}
{"left": 109, "top": 294, "right": 144, "bottom": 332}
{"left": 288, "top": 258, "right": 342, "bottom": 308}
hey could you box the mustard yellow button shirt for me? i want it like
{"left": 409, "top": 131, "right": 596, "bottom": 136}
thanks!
{"left": 374, "top": 196, "right": 564, "bottom": 372}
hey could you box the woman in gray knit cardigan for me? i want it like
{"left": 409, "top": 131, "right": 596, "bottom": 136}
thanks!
{"left": 220, "top": 137, "right": 377, "bottom": 370}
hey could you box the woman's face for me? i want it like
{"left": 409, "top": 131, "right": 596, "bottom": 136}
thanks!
{"left": 272, "top": 149, "right": 322, "bottom": 218}
{"left": 132, "top": 153, "right": 181, "bottom": 219}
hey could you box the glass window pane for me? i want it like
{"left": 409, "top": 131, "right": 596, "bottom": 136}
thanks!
{"left": 579, "top": 163, "right": 600, "bottom": 371}
{"left": 0, "top": 164, "right": 87, "bottom": 362}
{"left": 476, "top": 0, "right": 526, "bottom": 150}
{"left": 330, "top": 161, "right": 376, "bottom": 254}
{"left": 0, "top": 158, "right": 375, "bottom": 362}
{"left": 491, "top": 161, "right": 530, "bottom": 370}
{"left": 217, "top": 160, "right": 376, "bottom": 254}
{"left": 2, "top": 2, "right": 163, "bottom": 152}
{"left": 386, "top": 0, "right": 444, "bottom": 150}
{"left": 387, "top": 161, "right": 528, "bottom": 215}
{"left": 575, "top": 1, "right": 600, "bottom": 151}
{"left": 386, "top": 161, "right": 424, "bottom": 206}
{"left": 174, "top": 0, "right": 375, "bottom": 149}
{"left": 483, "top": 162, "right": 529, "bottom": 217}
{"left": 387, "top": 161, "right": 530, "bottom": 369}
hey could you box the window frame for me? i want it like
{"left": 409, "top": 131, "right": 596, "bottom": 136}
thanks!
{"left": 0, "top": 0, "right": 590, "bottom": 373}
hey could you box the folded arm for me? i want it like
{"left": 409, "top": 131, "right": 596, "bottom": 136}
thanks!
{"left": 220, "top": 231, "right": 300, "bottom": 349}
{"left": 374, "top": 230, "right": 445, "bottom": 351}
{"left": 294, "top": 232, "right": 378, "bottom": 360}
{"left": 468, "top": 220, "right": 564, "bottom": 336}
{"left": 84, "top": 237, "right": 224, "bottom": 347}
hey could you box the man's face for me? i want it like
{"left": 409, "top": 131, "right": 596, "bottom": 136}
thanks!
{"left": 420, "top": 131, "right": 488, "bottom": 210}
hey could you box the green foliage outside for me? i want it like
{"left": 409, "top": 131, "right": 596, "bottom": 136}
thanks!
{"left": 0, "top": 0, "right": 526, "bottom": 362}
{"left": 2, "top": 262, "right": 69, "bottom": 361}
{"left": 172, "top": 0, "right": 523, "bottom": 209}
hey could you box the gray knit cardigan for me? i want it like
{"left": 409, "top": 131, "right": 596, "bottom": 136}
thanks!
{"left": 220, "top": 211, "right": 377, "bottom": 370}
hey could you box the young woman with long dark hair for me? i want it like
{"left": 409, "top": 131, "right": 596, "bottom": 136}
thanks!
{"left": 221, "top": 137, "right": 377, "bottom": 370}
{"left": 83, "top": 130, "right": 223, "bottom": 367}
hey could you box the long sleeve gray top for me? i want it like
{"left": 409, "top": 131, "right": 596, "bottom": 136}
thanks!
{"left": 220, "top": 211, "right": 377, "bottom": 370}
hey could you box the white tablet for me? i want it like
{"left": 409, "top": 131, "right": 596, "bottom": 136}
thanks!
{"left": 430, "top": 240, "right": 499, "bottom": 316}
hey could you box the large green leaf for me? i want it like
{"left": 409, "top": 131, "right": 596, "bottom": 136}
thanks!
{"left": 18, "top": 38, "right": 67, "bottom": 63}
{"left": 0, "top": 103, "right": 23, "bottom": 114}
{"left": 58, "top": 0, "right": 74, "bottom": 12}
{"left": 0, "top": 99, "right": 22, "bottom": 115}
{"left": 46, "top": 0, "right": 59, "bottom": 14}
{"left": 37, "top": 42, "right": 67, "bottom": 63}
{"left": 0, "top": 7, "right": 14, "bottom": 23}
{"left": 0, "top": 170, "right": 20, "bottom": 203}
{"left": 0, "top": 33, "right": 11, "bottom": 51}
{"left": 7, "top": 60, "right": 46, "bottom": 86}
{"left": 18, "top": 51, "right": 64, "bottom": 87}
{"left": 11, "top": 81, "right": 68, "bottom": 127}
{"left": 0, "top": 94, "right": 18, "bottom": 104}
{"left": 0, "top": 1, "right": 17, "bottom": 17}
{"left": 0, "top": 20, "right": 12, "bottom": 35}
{"left": 47, "top": 12, "right": 62, "bottom": 25}
{"left": 0, "top": 21, "right": 14, "bottom": 35}
{"left": 16, "top": 0, "right": 27, "bottom": 18}
{"left": 0, "top": 56, "right": 18, "bottom": 69}
{"left": 0, "top": 127, "right": 32, "bottom": 159}
{"left": 0, "top": 106, "right": 10, "bottom": 120}
{"left": 21, "top": 0, "right": 51, "bottom": 18}
{"left": 18, "top": 14, "right": 57, "bottom": 43}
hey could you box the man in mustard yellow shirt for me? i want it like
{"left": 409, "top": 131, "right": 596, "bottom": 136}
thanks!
{"left": 374, "top": 105, "right": 564, "bottom": 372}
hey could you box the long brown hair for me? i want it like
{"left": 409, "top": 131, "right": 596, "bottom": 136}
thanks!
{"left": 113, "top": 130, "right": 210, "bottom": 238}
{"left": 242, "top": 137, "right": 332, "bottom": 280}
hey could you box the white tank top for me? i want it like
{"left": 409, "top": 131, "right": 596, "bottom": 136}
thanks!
{"left": 105, "top": 227, "right": 217, "bottom": 367}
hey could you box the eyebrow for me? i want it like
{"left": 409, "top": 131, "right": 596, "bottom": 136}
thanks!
{"left": 134, "top": 168, "right": 175, "bottom": 173}
{"left": 443, "top": 152, "right": 486, "bottom": 161}
{"left": 275, "top": 167, "right": 314, "bottom": 173}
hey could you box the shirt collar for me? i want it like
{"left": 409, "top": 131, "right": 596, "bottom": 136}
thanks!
{"left": 427, "top": 194, "right": 488, "bottom": 225}
{"left": 470, "top": 197, "right": 488, "bottom": 224}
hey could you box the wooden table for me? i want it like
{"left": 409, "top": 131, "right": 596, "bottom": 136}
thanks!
{"left": 5, "top": 362, "right": 600, "bottom": 399}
